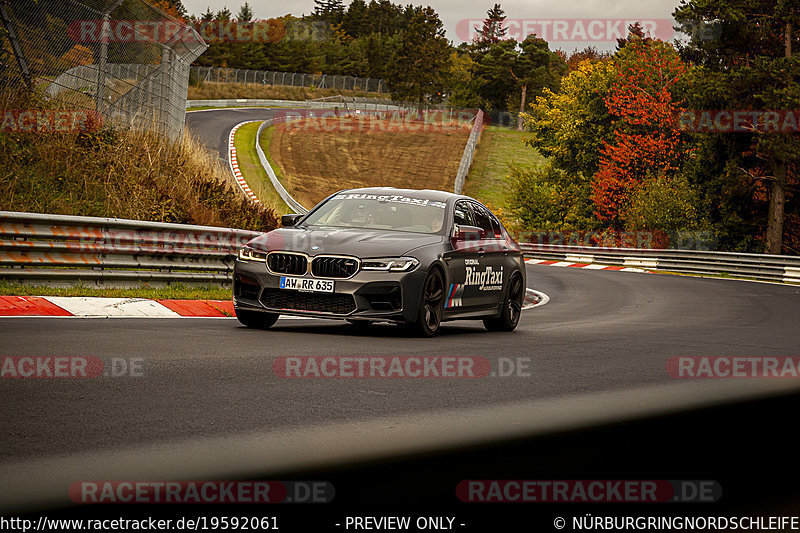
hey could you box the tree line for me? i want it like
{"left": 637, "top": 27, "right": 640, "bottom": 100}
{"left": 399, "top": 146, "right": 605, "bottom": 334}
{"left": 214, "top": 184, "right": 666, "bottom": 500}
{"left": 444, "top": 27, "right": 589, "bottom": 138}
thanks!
{"left": 155, "top": 0, "right": 565, "bottom": 113}
{"left": 517, "top": 5, "right": 799, "bottom": 255}
{"left": 153, "top": 0, "right": 797, "bottom": 254}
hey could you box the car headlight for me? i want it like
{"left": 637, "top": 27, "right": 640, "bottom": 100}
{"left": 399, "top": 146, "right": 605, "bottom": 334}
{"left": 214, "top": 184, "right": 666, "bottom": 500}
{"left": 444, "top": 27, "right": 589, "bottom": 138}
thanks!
{"left": 361, "top": 257, "right": 419, "bottom": 272}
{"left": 238, "top": 247, "right": 268, "bottom": 262}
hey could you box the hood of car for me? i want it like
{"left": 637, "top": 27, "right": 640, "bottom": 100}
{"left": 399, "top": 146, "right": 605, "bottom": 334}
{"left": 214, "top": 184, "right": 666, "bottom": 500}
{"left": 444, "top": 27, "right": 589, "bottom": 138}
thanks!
{"left": 246, "top": 226, "right": 444, "bottom": 258}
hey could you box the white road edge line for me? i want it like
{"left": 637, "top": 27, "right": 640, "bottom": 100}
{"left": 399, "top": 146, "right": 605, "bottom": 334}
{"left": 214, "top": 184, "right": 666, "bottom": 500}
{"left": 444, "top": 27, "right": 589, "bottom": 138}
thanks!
{"left": 523, "top": 288, "right": 549, "bottom": 310}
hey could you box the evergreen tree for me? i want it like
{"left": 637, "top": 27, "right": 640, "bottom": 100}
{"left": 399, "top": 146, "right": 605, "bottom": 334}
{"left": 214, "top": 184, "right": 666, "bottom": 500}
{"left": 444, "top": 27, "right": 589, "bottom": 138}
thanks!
{"left": 475, "top": 4, "right": 507, "bottom": 45}
{"left": 387, "top": 6, "right": 450, "bottom": 103}
{"left": 674, "top": 0, "right": 800, "bottom": 253}
{"left": 616, "top": 21, "right": 651, "bottom": 51}
{"left": 236, "top": 2, "right": 253, "bottom": 22}
{"left": 365, "top": 0, "right": 404, "bottom": 34}
{"left": 509, "top": 35, "right": 567, "bottom": 129}
{"left": 342, "top": 0, "right": 368, "bottom": 38}
{"left": 314, "top": 0, "right": 345, "bottom": 25}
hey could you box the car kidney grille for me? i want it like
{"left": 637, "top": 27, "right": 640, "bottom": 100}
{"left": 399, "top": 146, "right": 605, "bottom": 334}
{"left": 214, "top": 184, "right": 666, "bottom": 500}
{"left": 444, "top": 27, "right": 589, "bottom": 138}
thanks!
{"left": 312, "top": 256, "right": 359, "bottom": 278}
{"left": 260, "top": 289, "right": 356, "bottom": 315}
{"left": 268, "top": 253, "right": 307, "bottom": 275}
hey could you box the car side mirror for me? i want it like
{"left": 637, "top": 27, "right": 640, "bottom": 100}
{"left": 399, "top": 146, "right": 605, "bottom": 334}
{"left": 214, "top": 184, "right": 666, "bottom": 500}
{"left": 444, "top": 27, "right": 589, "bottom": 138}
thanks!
{"left": 281, "top": 214, "right": 303, "bottom": 227}
{"left": 453, "top": 225, "right": 483, "bottom": 242}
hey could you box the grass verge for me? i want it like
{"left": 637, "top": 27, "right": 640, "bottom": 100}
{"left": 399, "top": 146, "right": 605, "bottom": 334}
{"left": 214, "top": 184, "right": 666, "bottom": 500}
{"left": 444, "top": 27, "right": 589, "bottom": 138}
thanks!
{"left": 464, "top": 126, "right": 545, "bottom": 212}
{"left": 233, "top": 122, "right": 293, "bottom": 215}
{"left": 0, "top": 87, "right": 278, "bottom": 232}
{"left": 0, "top": 281, "right": 232, "bottom": 300}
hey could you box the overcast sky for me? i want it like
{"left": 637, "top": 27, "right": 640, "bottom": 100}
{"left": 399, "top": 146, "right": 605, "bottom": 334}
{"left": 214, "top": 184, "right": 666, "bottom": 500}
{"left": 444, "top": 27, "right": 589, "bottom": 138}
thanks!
{"left": 182, "top": 0, "right": 683, "bottom": 51}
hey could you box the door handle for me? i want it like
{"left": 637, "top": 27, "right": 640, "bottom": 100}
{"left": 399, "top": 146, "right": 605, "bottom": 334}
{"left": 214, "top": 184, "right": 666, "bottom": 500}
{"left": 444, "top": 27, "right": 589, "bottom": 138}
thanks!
{"left": 478, "top": 248, "right": 486, "bottom": 256}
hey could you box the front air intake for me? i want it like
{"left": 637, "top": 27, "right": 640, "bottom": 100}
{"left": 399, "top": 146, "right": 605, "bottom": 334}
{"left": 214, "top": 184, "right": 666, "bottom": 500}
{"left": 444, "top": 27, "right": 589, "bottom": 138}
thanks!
{"left": 311, "top": 256, "right": 359, "bottom": 278}
{"left": 267, "top": 253, "right": 308, "bottom": 275}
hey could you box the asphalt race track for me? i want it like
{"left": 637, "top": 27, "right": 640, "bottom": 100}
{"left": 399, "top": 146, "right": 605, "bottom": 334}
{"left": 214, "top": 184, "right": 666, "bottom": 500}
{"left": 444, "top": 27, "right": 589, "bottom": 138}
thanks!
{"left": 3, "top": 108, "right": 800, "bottom": 526}
{"left": 185, "top": 107, "right": 282, "bottom": 160}
{"left": 2, "top": 265, "right": 799, "bottom": 463}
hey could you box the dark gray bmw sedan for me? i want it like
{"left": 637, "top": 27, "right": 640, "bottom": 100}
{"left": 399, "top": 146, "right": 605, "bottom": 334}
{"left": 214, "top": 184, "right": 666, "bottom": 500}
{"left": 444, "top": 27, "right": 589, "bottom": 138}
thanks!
{"left": 233, "top": 187, "right": 526, "bottom": 336}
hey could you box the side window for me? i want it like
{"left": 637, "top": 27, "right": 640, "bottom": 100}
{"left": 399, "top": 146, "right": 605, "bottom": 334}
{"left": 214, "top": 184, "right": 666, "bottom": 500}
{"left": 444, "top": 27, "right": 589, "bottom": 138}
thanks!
{"left": 470, "top": 203, "right": 496, "bottom": 238}
{"left": 487, "top": 210, "right": 503, "bottom": 237}
{"left": 453, "top": 201, "right": 474, "bottom": 228}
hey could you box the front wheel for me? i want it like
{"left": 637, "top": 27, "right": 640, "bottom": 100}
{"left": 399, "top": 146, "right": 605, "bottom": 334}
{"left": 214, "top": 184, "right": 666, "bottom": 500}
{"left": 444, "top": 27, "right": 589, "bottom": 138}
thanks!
{"left": 484, "top": 272, "right": 524, "bottom": 332}
{"left": 235, "top": 309, "right": 279, "bottom": 329}
{"left": 409, "top": 268, "right": 445, "bottom": 337}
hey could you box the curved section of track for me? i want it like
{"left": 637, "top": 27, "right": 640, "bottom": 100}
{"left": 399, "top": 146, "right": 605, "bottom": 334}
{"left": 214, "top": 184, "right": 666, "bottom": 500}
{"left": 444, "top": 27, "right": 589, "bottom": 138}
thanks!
{"left": 186, "top": 107, "right": 283, "bottom": 161}
{"left": 3, "top": 107, "right": 799, "bottom": 511}
{"left": 1, "top": 266, "right": 798, "bottom": 464}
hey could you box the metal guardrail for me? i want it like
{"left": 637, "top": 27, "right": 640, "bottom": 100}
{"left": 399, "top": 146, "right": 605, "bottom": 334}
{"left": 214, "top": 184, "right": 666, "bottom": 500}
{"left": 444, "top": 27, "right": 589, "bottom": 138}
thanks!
{"left": 245, "top": 108, "right": 481, "bottom": 212}
{"left": 0, "top": 212, "right": 260, "bottom": 287}
{"left": 1, "top": 212, "right": 798, "bottom": 286}
{"left": 522, "top": 244, "right": 800, "bottom": 284}
{"left": 255, "top": 117, "right": 309, "bottom": 215}
{"left": 454, "top": 110, "right": 484, "bottom": 194}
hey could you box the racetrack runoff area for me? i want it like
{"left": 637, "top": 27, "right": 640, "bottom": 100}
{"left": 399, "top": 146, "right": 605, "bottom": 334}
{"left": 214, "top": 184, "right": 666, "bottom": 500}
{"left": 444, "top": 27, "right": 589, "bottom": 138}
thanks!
{"left": 266, "top": 115, "right": 472, "bottom": 208}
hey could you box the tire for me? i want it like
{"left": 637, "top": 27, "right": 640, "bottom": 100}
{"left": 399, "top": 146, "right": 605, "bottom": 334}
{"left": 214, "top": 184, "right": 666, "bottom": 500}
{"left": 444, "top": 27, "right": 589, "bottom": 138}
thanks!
{"left": 484, "top": 272, "right": 524, "bottom": 332}
{"left": 409, "top": 268, "right": 445, "bottom": 337}
{"left": 235, "top": 309, "right": 279, "bottom": 329}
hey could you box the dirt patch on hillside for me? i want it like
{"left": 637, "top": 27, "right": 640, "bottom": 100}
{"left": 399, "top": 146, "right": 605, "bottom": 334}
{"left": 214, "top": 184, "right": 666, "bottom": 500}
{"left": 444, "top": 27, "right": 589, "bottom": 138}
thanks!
{"left": 268, "top": 117, "right": 470, "bottom": 208}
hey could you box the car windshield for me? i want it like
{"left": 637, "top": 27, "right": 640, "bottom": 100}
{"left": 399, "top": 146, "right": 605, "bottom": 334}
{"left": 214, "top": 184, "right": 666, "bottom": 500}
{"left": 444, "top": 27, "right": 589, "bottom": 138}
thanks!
{"left": 301, "top": 193, "right": 447, "bottom": 234}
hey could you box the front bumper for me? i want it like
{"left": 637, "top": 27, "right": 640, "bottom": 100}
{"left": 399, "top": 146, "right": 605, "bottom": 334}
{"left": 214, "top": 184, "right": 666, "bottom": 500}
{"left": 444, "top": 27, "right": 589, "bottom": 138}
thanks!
{"left": 233, "top": 258, "right": 427, "bottom": 323}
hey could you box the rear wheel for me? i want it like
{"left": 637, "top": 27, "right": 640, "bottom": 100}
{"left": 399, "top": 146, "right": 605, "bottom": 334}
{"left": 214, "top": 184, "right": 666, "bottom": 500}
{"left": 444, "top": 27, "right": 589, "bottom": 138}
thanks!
{"left": 484, "top": 272, "right": 524, "bottom": 332}
{"left": 235, "top": 309, "right": 279, "bottom": 329}
{"left": 410, "top": 268, "right": 445, "bottom": 337}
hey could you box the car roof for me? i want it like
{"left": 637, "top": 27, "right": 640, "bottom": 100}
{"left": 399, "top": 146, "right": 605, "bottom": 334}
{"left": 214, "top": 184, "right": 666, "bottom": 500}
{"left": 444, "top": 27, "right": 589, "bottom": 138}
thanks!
{"left": 338, "top": 187, "right": 472, "bottom": 204}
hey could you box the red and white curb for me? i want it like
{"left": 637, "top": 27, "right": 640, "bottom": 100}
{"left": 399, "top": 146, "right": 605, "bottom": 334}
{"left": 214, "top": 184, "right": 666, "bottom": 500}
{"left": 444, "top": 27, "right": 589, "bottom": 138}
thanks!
{"left": 0, "top": 296, "right": 238, "bottom": 318}
{"left": 228, "top": 120, "right": 262, "bottom": 205}
{"left": 0, "top": 293, "right": 548, "bottom": 318}
{"left": 524, "top": 288, "right": 549, "bottom": 309}
{"left": 525, "top": 258, "right": 650, "bottom": 273}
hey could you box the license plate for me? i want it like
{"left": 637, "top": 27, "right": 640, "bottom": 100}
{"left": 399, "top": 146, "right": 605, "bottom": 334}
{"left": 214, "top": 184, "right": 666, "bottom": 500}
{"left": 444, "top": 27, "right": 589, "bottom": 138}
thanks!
{"left": 280, "top": 276, "right": 334, "bottom": 293}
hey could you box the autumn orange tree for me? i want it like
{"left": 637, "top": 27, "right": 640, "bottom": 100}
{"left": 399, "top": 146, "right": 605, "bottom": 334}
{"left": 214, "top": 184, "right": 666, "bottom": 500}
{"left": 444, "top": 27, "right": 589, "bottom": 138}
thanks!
{"left": 590, "top": 38, "right": 692, "bottom": 227}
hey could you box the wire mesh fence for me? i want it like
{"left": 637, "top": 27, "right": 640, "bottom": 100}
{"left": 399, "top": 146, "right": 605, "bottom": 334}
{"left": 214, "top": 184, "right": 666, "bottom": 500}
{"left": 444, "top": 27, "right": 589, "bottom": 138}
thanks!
{"left": 0, "top": 0, "right": 207, "bottom": 139}
{"left": 190, "top": 66, "right": 388, "bottom": 94}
